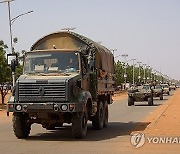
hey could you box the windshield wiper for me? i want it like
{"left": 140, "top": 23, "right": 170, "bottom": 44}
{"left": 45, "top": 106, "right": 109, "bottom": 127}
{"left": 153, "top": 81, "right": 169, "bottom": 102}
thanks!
{"left": 37, "top": 73, "right": 47, "bottom": 76}
{"left": 37, "top": 72, "right": 70, "bottom": 76}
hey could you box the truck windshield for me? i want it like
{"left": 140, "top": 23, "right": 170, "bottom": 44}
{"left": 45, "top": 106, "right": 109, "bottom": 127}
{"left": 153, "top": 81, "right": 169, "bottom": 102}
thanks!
{"left": 155, "top": 85, "right": 162, "bottom": 89}
{"left": 24, "top": 51, "right": 80, "bottom": 74}
{"left": 143, "top": 85, "right": 150, "bottom": 90}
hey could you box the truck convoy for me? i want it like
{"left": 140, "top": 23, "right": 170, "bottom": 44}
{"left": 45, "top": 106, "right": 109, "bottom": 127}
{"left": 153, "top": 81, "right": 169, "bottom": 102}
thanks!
{"left": 7, "top": 31, "right": 115, "bottom": 139}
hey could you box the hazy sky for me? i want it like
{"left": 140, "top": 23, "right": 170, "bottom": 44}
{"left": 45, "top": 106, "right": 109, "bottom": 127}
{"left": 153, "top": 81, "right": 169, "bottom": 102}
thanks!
{"left": 0, "top": 0, "right": 180, "bottom": 79}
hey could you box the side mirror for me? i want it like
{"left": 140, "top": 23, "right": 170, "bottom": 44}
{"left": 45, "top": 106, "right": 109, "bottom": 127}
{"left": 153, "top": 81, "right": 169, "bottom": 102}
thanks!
{"left": 7, "top": 54, "right": 18, "bottom": 72}
{"left": 11, "top": 59, "right": 16, "bottom": 72}
{"left": 88, "top": 59, "right": 95, "bottom": 71}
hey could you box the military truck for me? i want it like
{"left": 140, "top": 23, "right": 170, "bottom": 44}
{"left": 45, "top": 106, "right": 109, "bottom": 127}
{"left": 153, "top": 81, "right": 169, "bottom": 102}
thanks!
{"left": 169, "top": 83, "right": 176, "bottom": 90}
{"left": 128, "top": 84, "right": 153, "bottom": 106}
{"left": 7, "top": 31, "right": 115, "bottom": 139}
{"left": 152, "top": 85, "right": 164, "bottom": 100}
{"left": 160, "top": 84, "right": 170, "bottom": 95}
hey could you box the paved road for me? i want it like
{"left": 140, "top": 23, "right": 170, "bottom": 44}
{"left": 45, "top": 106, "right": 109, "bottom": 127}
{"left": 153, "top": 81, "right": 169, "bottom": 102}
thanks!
{"left": 0, "top": 92, "right": 174, "bottom": 154}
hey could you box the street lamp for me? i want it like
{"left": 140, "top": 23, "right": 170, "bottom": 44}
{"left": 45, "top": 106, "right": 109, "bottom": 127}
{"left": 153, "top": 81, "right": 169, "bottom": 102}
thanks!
{"left": 1, "top": 0, "right": 33, "bottom": 87}
{"left": 0, "top": 0, "right": 14, "bottom": 53}
{"left": 150, "top": 67, "right": 153, "bottom": 81}
{"left": 0, "top": 0, "right": 33, "bottom": 53}
{"left": 143, "top": 64, "right": 146, "bottom": 83}
{"left": 11, "top": 10, "right": 33, "bottom": 25}
{"left": 153, "top": 70, "right": 157, "bottom": 81}
{"left": 122, "top": 54, "right": 128, "bottom": 86}
{"left": 126, "top": 58, "right": 136, "bottom": 85}
{"left": 137, "top": 61, "right": 142, "bottom": 83}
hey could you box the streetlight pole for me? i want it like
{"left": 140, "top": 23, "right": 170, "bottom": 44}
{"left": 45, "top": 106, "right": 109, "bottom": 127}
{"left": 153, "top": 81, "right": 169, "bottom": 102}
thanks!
{"left": 126, "top": 58, "right": 136, "bottom": 85}
{"left": 1, "top": 0, "right": 33, "bottom": 87}
{"left": 154, "top": 70, "right": 156, "bottom": 81}
{"left": 150, "top": 67, "right": 153, "bottom": 81}
{"left": 122, "top": 54, "right": 128, "bottom": 87}
{"left": 1, "top": 0, "right": 33, "bottom": 53}
{"left": 132, "top": 59, "right": 136, "bottom": 85}
{"left": 11, "top": 10, "right": 33, "bottom": 25}
{"left": 143, "top": 64, "right": 146, "bottom": 83}
{"left": 7, "top": 1, "right": 13, "bottom": 53}
{"left": 0, "top": 0, "right": 14, "bottom": 53}
{"left": 0, "top": 0, "right": 15, "bottom": 86}
{"left": 137, "top": 62, "right": 142, "bottom": 83}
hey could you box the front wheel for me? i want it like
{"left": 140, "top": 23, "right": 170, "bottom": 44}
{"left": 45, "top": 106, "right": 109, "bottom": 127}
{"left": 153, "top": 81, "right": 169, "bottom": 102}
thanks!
{"left": 12, "top": 112, "right": 31, "bottom": 139}
{"left": 160, "top": 94, "right": 163, "bottom": 100}
{"left": 72, "top": 111, "right": 87, "bottom": 139}
{"left": 148, "top": 97, "right": 153, "bottom": 106}
{"left": 128, "top": 96, "right": 134, "bottom": 106}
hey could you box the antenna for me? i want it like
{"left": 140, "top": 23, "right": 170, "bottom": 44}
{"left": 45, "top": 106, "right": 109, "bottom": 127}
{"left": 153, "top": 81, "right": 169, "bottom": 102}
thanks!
{"left": 61, "top": 27, "right": 76, "bottom": 31}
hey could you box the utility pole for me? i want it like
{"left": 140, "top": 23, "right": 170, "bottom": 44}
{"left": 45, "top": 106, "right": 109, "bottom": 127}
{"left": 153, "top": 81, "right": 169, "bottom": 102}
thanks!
{"left": 150, "top": 67, "right": 153, "bottom": 81}
{"left": 0, "top": 0, "right": 14, "bottom": 53}
{"left": 1, "top": 0, "right": 33, "bottom": 87}
{"left": 137, "top": 61, "right": 142, "bottom": 83}
{"left": 122, "top": 54, "right": 128, "bottom": 87}
{"left": 143, "top": 64, "right": 146, "bottom": 83}
{"left": 126, "top": 58, "right": 136, "bottom": 85}
{"left": 132, "top": 59, "right": 136, "bottom": 85}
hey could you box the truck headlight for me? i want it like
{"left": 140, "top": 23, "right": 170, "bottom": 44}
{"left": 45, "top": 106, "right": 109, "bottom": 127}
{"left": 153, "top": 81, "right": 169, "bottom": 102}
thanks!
{"left": 61, "top": 104, "right": 68, "bottom": 111}
{"left": 15, "top": 104, "right": 22, "bottom": 111}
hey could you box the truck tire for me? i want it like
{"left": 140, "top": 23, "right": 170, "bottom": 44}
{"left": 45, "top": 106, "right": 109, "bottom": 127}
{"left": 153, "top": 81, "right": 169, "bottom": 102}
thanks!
{"left": 12, "top": 112, "right": 31, "bottom": 139}
{"left": 160, "top": 94, "right": 163, "bottom": 100}
{"left": 103, "top": 101, "right": 108, "bottom": 128}
{"left": 148, "top": 97, "right": 153, "bottom": 106}
{"left": 72, "top": 111, "right": 87, "bottom": 139}
{"left": 128, "top": 96, "right": 134, "bottom": 106}
{"left": 92, "top": 101, "right": 104, "bottom": 130}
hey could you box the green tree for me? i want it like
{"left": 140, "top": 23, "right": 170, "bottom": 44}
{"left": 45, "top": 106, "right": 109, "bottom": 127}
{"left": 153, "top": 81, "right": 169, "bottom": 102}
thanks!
{"left": 114, "top": 60, "right": 124, "bottom": 86}
{"left": 0, "top": 40, "right": 11, "bottom": 104}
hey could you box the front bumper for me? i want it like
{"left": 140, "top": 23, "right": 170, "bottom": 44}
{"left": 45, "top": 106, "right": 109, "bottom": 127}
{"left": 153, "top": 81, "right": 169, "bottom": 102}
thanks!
{"left": 153, "top": 92, "right": 161, "bottom": 97}
{"left": 7, "top": 96, "right": 84, "bottom": 113}
{"left": 163, "top": 90, "right": 169, "bottom": 94}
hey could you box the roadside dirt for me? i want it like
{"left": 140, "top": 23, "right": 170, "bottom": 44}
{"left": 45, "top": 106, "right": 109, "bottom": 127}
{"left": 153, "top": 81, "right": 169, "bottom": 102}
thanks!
{"left": 0, "top": 91, "right": 11, "bottom": 106}
{"left": 132, "top": 89, "right": 180, "bottom": 153}
{"left": 0, "top": 92, "right": 11, "bottom": 121}
{"left": 142, "top": 89, "right": 180, "bottom": 136}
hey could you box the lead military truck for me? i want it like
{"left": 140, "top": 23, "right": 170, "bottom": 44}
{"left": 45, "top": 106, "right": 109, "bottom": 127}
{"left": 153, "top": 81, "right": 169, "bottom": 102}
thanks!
{"left": 7, "top": 31, "right": 115, "bottom": 139}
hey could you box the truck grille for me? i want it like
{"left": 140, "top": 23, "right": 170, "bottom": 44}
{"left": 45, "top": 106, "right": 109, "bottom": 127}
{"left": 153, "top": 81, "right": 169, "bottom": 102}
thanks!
{"left": 18, "top": 82, "right": 66, "bottom": 102}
